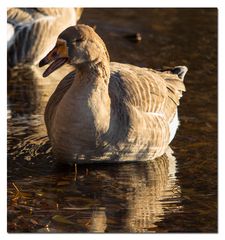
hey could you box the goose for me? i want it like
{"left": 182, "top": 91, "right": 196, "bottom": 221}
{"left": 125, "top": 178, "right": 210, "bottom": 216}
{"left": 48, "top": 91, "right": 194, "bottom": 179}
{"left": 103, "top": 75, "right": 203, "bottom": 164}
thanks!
{"left": 39, "top": 24, "right": 187, "bottom": 164}
{"left": 7, "top": 8, "right": 83, "bottom": 68}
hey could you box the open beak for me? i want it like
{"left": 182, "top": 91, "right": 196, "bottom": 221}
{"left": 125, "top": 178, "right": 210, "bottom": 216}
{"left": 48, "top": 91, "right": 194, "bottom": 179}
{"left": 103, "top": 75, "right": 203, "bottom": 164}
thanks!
{"left": 39, "top": 40, "right": 69, "bottom": 77}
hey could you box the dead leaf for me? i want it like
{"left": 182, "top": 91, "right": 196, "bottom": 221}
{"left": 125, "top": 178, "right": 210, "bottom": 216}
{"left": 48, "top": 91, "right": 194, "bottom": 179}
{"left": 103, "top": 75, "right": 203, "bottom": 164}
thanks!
{"left": 52, "top": 214, "right": 74, "bottom": 225}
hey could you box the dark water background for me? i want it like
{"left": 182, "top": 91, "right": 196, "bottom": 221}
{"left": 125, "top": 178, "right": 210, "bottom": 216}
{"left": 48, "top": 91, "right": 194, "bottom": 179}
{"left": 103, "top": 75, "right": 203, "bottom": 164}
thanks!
{"left": 7, "top": 8, "right": 217, "bottom": 233}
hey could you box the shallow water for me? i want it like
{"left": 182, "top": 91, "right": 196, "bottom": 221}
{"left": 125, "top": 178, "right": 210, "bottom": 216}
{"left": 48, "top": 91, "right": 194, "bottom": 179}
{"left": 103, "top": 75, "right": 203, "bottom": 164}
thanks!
{"left": 7, "top": 9, "right": 217, "bottom": 232}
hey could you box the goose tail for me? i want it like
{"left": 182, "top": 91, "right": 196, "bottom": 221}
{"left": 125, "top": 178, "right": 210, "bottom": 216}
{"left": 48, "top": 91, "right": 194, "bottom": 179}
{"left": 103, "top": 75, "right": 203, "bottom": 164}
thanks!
{"left": 158, "top": 65, "right": 188, "bottom": 81}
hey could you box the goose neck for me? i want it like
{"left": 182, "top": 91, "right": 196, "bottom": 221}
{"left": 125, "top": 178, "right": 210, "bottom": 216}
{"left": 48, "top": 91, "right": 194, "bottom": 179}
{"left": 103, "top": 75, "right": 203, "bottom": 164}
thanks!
{"left": 75, "top": 59, "right": 110, "bottom": 86}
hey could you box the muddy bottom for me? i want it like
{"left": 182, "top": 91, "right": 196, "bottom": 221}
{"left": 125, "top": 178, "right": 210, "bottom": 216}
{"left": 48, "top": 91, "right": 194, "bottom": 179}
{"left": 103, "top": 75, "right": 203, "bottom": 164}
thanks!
{"left": 7, "top": 8, "right": 217, "bottom": 232}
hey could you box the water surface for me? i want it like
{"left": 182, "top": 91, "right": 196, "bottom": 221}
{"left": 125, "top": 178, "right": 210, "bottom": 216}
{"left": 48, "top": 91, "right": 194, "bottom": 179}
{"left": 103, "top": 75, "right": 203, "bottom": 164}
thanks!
{"left": 7, "top": 8, "right": 217, "bottom": 233}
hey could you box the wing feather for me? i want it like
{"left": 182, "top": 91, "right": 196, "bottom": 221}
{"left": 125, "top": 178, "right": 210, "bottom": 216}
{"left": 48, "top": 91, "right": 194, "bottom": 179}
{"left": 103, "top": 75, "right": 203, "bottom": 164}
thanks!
{"left": 109, "top": 62, "right": 186, "bottom": 159}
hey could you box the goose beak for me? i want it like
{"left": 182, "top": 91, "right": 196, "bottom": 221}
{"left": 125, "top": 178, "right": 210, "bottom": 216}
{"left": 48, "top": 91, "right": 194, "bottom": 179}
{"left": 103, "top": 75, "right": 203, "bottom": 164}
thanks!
{"left": 39, "top": 40, "right": 68, "bottom": 77}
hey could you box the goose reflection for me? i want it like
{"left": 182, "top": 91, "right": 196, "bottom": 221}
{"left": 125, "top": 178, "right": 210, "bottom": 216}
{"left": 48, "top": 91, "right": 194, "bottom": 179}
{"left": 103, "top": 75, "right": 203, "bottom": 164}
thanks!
{"left": 124, "top": 148, "right": 178, "bottom": 232}
{"left": 8, "top": 145, "right": 181, "bottom": 233}
{"left": 81, "top": 147, "right": 180, "bottom": 232}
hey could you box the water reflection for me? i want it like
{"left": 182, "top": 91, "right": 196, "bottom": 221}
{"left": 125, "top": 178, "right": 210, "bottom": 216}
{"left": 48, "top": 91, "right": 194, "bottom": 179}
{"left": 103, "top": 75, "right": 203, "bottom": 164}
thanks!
{"left": 8, "top": 65, "right": 73, "bottom": 116}
{"left": 8, "top": 147, "right": 180, "bottom": 233}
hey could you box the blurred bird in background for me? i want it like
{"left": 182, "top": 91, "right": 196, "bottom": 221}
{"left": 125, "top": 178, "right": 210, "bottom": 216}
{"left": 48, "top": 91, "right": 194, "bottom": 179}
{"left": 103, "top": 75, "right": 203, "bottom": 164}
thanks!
{"left": 7, "top": 8, "right": 83, "bottom": 68}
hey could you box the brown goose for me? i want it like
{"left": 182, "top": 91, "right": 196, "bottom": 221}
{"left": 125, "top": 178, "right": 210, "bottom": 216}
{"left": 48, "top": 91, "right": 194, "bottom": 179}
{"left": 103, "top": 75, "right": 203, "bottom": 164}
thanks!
{"left": 39, "top": 24, "right": 187, "bottom": 164}
{"left": 7, "top": 8, "right": 83, "bottom": 68}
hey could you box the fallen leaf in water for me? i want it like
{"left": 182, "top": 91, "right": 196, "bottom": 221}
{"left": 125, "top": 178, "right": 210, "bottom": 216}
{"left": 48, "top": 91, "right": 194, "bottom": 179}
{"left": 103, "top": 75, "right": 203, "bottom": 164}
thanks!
{"left": 14, "top": 204, "right": 34, "bottom": 212}
{"left": 11, "top": 182, "right": 33, "bottom": 202}
{"left": 30, "top": 219, "right": 38, "bottom": 225}
{"left": 57, "top": 181, "right": 70, "bottom": 186}
{"left": 37, "top": 192, "right": 58, "bottom": 199}
{"left": 52, "top": 215, "right": 74, "bottom": 225}
{"left": 36, "top": 191, "right": 44, "bottom": 197}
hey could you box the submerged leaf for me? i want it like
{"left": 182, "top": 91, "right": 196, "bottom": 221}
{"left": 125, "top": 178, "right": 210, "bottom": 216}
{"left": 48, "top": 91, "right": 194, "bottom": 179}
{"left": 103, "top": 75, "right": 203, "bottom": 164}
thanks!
{"left": 52, "top": 215, "right": 74, "bottom": 225}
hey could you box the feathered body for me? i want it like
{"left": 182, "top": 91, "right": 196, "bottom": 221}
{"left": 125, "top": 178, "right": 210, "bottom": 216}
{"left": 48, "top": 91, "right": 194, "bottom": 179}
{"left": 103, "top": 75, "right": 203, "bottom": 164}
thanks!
{"left": 40, "top": 25, "right": 187, "bottom": 164}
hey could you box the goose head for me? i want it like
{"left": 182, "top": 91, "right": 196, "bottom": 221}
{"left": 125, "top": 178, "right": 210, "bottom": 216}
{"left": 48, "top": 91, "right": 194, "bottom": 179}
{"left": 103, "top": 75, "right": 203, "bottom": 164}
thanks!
{"left": 39, "top": 24, "right": 109, "bottom": 77}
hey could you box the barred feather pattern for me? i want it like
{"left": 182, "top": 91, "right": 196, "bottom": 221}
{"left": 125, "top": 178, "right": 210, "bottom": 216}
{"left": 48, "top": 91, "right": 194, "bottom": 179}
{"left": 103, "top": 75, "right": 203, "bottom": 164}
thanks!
{"left": 107, "top": 62, "right": 186, "bottom": 161}
{"left": 45, "top": 61, "right": 186, "bottom": 163}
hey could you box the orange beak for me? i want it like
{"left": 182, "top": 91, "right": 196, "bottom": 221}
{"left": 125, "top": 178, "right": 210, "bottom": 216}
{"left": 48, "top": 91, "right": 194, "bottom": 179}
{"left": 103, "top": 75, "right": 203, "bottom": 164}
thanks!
{"left": 39, "top": 39, "right": 69, "bottom": 77}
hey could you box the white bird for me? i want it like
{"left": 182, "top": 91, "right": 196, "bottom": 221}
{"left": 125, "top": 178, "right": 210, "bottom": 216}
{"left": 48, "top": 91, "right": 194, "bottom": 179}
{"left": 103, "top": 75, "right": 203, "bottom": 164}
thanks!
{"left": 39, "top": 24, "right": 187, "bottom": 164}
{"left": 7, "top": 8, "right": 83, "bottom": 68}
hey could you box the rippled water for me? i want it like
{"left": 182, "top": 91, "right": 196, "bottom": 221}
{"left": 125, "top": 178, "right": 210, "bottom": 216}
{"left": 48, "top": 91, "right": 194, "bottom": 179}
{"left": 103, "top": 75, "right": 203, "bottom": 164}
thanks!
{"left": 7, "top": 9, "right": 217, "bottom": 232}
